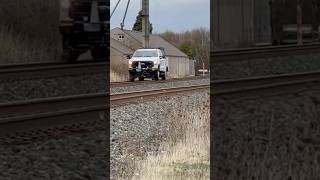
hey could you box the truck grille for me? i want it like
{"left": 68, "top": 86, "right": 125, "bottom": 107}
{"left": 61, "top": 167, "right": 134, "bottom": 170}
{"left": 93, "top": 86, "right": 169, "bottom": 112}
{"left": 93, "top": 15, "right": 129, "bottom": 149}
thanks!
{"left": 132, "top": 61, "right": 154, "bottom": 69}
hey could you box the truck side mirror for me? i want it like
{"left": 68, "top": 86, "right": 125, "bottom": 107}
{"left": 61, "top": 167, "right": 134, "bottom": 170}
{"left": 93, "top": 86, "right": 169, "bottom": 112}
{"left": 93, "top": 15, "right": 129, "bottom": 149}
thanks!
{"left": 126, "top": 54, "right": 132, "bottom": 59}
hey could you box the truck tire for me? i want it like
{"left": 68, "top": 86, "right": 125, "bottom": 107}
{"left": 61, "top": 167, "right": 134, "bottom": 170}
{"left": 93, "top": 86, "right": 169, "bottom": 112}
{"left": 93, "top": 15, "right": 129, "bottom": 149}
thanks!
{"left": 161, "top": 73, "right": 166, "bottom": 80}
{"left": 129, "top": 74, "right": 135, "bottom": 82}
{"left": 91, "top": 47, "right": 107, "bottom": 61}
{"left": 63, "top": 49, "right": 80, "bottom": 63}
{"left": 154, "top": 71, "right": 159, "bottom": 81}
{"left": 139, "top": 76, "right": 144, "bottom": 81}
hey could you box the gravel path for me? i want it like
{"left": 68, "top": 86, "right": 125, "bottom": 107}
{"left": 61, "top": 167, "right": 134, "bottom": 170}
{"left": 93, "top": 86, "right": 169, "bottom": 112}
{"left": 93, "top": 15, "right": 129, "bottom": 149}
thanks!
{"left": 212, "top": 88, "right": 320, "bottom": 179}
{"left": 0, "top": 129, "right": 107, "bottom": 180}
{"left": 0, "top": 73, "right": 107, "bottom": 103}
{"left": 111, "top": 77, "right": 209, "bottom": 94}
{"left": 111, "top": 89, "right": 210, "bottom": 179}
{"left": 212, "top": 53, "right": 320, "bottom": 80}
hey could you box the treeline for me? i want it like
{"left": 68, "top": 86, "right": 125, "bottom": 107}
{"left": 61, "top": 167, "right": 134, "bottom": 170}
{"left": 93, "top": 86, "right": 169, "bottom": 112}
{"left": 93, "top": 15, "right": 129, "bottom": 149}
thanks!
{"left": 159, "top": 28, "right": 210, "bottom": 71}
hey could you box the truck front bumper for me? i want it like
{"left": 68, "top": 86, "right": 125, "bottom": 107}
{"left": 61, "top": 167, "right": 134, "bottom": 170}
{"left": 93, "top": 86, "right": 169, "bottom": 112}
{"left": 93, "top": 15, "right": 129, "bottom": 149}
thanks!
{"left": 129, "top": 68, "right": 158, "bottom": 78}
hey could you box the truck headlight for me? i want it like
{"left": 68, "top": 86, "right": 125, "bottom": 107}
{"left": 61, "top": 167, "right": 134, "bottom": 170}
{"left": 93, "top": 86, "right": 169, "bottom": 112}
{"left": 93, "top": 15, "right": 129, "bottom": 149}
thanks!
{"left": 128, "top": 60, "right": 132, "bottom": 68}
{"left": 154, "top": 61, "right": 159, "bottom": 67}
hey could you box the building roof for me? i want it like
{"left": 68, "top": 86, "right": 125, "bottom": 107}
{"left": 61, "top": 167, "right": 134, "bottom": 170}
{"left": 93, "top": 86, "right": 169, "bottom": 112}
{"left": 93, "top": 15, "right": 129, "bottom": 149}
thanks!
{"left": 111, "top": 27, "right": 188, "bottom": 58}
{"left": 110, "top": 37, "right": 134, "bottom": 55}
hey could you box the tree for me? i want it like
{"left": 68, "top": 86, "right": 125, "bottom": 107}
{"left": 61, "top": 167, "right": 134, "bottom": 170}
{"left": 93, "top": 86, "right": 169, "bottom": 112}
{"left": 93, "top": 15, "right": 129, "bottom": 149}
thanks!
{"left": 132, "top": 11, "right": 153, "bottom": 33}
{"left": 160, "top": 28, "right": 210, "bottom": 72}
{"left": 179, "top": 42, "right": 194, "bottom": 59}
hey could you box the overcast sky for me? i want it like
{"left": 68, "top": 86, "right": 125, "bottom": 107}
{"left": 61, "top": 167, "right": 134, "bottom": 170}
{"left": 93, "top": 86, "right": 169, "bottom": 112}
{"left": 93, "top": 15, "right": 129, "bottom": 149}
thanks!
{"left": 110, "top": 0, "right": 210, "bottom": 33}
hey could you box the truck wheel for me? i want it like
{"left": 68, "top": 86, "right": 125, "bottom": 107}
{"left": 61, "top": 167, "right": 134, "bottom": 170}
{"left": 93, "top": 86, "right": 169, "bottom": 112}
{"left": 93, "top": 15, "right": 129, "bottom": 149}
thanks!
{"left": 63, "top": 49, "right": 80, "bottom": 63}
{"left": 91, "top": 47, "right": 107, "bottom": 61}
{"left": 139, "top": 76, "right": 144, "bottom": 81}
{"left": 161, "top": 74, "right": 166, "bottom": 80}
{"left": 129, "top": 74, "right": 135, "bottom": 82}
{"left": 154, "top": 71, "right": 159, "bottom": 81}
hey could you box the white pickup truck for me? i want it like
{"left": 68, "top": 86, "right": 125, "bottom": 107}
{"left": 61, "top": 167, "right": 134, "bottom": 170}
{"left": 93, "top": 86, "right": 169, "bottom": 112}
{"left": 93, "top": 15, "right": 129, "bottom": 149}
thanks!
{"left": 128, "top": 48, "right": 168, "bottom": 81}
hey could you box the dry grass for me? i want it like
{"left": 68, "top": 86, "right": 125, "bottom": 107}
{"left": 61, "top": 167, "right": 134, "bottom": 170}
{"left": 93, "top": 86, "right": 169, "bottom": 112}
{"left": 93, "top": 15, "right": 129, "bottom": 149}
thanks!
{"left": 110, "top": 54, "right": 129, "bottom": 82}
{"left": 0, "top": 0, "right": 62, "bottom": 64}
{"left": 131, "top": 103, "right": 210, "bottom": 180}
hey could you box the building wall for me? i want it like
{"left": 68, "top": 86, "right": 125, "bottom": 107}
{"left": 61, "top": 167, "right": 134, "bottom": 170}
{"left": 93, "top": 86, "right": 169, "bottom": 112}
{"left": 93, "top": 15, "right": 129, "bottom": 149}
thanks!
{"left": 212, "top": 0, "right": 271, "bottom": 49}
{"left": 167, "top": 56, "right": 190, "bottom": 78}
{"left": 254, "top": 0, "right": 272, "bottom": 45}
{"left": 189, "top": 60, "right": 196, "bottom": 76}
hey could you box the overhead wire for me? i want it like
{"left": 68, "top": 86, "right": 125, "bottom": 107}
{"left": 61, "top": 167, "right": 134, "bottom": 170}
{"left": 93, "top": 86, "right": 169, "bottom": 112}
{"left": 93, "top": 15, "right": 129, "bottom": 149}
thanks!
{"left": 121, "top": 0, "right": 131, "bottom": 29}
{"left": 110, "top": 0, "right": 121, "bottom": 18}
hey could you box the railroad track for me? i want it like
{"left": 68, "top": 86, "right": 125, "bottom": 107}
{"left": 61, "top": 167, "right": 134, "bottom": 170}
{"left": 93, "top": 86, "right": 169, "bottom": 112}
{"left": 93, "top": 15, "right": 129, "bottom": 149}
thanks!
{"left": 212, "top": 70, "right": 320, "bottom": 98}
{"left": 0, "top": 61, "right": 107, "bottom": 80}
{"left": 110, "top": 75, "right": 209, "bottom": 87}
{"left": 111, "top": 84, "right": 209, "bottom": 105}
{"left": 0, "top": 93, "right": 107, "bottom": 144}
{"left": 3, "top": 70, "right": 320, "bottom": 144}
{"left": 211, "top": 43, "right": 320, "bottom": 63}
{"left": 0, "top": 84, "right": 208, "bottom": 144}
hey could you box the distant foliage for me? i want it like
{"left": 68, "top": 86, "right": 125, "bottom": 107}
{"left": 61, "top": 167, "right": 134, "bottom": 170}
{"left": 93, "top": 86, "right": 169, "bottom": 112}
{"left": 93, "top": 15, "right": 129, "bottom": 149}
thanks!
{"left": 179, "top": 42, "right": 194, "bottom": 59}
{"left": 132, "top": 11, "right": 153, "bottom": 33}
{"left": 160, "top": 28, "right": 210, "bottom": 71}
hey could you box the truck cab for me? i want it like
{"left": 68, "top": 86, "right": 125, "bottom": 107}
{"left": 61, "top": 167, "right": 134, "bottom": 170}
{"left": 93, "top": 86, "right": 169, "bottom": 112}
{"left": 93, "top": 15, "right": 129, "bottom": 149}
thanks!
{"left": 128, "top": 48, "right": 168, "bottom": 81}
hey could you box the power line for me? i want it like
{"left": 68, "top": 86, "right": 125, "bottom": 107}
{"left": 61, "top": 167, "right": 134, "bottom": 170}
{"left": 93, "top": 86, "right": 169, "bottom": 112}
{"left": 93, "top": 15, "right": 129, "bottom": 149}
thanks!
{"left": 121, "top": 0, "right": 131, "bottom": 29}
{"left": 110, "top": 0, "right": 121, "bottom": 18}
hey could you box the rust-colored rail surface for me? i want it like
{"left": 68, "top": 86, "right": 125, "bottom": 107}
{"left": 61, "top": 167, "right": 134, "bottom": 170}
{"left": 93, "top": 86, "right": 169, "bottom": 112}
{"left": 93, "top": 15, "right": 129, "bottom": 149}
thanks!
{"left": 211, "top": 43, "right": 320, "bottom": 63}
{"left": 0, "top": 61, "right": 108, "bottom": 80}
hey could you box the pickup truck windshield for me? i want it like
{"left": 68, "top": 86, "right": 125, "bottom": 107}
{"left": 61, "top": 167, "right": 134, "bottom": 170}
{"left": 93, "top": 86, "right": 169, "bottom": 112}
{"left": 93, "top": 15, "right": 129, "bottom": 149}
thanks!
{"left": 132, "top": 50, "right": 158, "bottom": 57}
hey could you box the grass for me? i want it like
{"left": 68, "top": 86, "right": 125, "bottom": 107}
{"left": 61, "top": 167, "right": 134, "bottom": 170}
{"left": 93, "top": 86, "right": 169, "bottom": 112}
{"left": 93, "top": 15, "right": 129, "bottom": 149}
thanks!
{"left": 131, "top": 102, "right": 210, "bottom": 180}
{"left": 0, "top": 0, "right": 62, "bottom": 64}
{"left": 110, "top": 54, "right": 129, "bottom": 82}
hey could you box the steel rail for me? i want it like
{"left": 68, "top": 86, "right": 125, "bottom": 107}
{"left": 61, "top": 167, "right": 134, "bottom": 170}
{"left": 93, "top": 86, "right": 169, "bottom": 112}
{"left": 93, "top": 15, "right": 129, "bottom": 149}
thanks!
{"left": 211, "top": 43, "right": 320, "bottom": 63}
{"left": 0, "top": 93, "right": 108, "bottom": 144}
{"left": 110, "top": 75, "right": 209, "bottom": 87}
{"left": 0, "top": 84, "right": 209, "bottom": 144}
{"left": 212, "top": 70, "right": 320, "bottom": 96}
{"left": 110, "top": 84, "right": 209, "bottom": 105}
{"left": 3, "top": 69, "right": 320, "bottom": 144}
{"left": 0, "top": 61, "right": 108, "bottom": 80}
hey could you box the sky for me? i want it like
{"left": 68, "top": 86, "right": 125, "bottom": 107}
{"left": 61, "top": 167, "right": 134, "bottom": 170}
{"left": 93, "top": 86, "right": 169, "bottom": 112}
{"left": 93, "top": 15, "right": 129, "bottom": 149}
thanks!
{"left": 110, "top": 0, "right": 210, "bottom": 33}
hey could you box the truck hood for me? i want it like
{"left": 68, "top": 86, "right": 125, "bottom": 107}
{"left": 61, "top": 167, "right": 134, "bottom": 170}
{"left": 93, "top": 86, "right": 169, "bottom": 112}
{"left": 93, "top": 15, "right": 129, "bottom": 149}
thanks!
{"left": 130, "top": 57, "right": 159, "bottom": 61}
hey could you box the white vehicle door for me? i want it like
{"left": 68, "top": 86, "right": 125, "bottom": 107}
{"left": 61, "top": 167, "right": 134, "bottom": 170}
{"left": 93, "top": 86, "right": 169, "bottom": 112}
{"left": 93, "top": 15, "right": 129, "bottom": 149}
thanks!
{"left": 159, "top": 50, "right": 167, "bottom": 72}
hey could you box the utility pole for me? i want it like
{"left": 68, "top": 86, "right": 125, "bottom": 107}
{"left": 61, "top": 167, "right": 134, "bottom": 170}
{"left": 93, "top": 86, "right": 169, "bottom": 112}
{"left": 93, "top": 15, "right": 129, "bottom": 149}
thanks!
{"left": 141, "top": 0, "right": 150, "bottom": 48}
{"left": 297, "top": 0, "right": 303, "bottom": 44}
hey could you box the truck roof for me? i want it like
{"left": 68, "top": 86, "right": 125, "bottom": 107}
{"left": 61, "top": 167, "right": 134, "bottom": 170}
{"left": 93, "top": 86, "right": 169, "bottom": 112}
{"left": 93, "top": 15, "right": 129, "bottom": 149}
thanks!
{"left": 135, "top": 48, "right": 166, "bottom": 54}
{"left": 136, "top": 48, "right": 161, "bottom": 51}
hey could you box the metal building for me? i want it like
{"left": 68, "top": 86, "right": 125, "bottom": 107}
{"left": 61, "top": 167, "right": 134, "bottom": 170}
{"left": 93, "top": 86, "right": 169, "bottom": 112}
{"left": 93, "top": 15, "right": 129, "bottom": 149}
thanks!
{"left": 212, "top": 0, "right": 272, "bottom": 49}
{"left": 110, "top": 27, "right": 195, "bottom": 79}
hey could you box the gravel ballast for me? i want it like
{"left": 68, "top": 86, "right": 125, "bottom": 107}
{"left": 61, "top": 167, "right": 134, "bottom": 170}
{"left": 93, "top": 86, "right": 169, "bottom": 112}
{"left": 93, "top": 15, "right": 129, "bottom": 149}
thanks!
{"left": 0, "top": 73, "right": 107, "bottom": 103}
{"left": 212, "top": 53, "right": 320, "bottom": 80}
{"left": 111, "top": 89, "right": 210, "bottom": 179}
{"left": 0, "top": 129, "right": 107, "bottom": 180}
{"left": 212, "top": 88, "right": 320, "bottom": 179}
